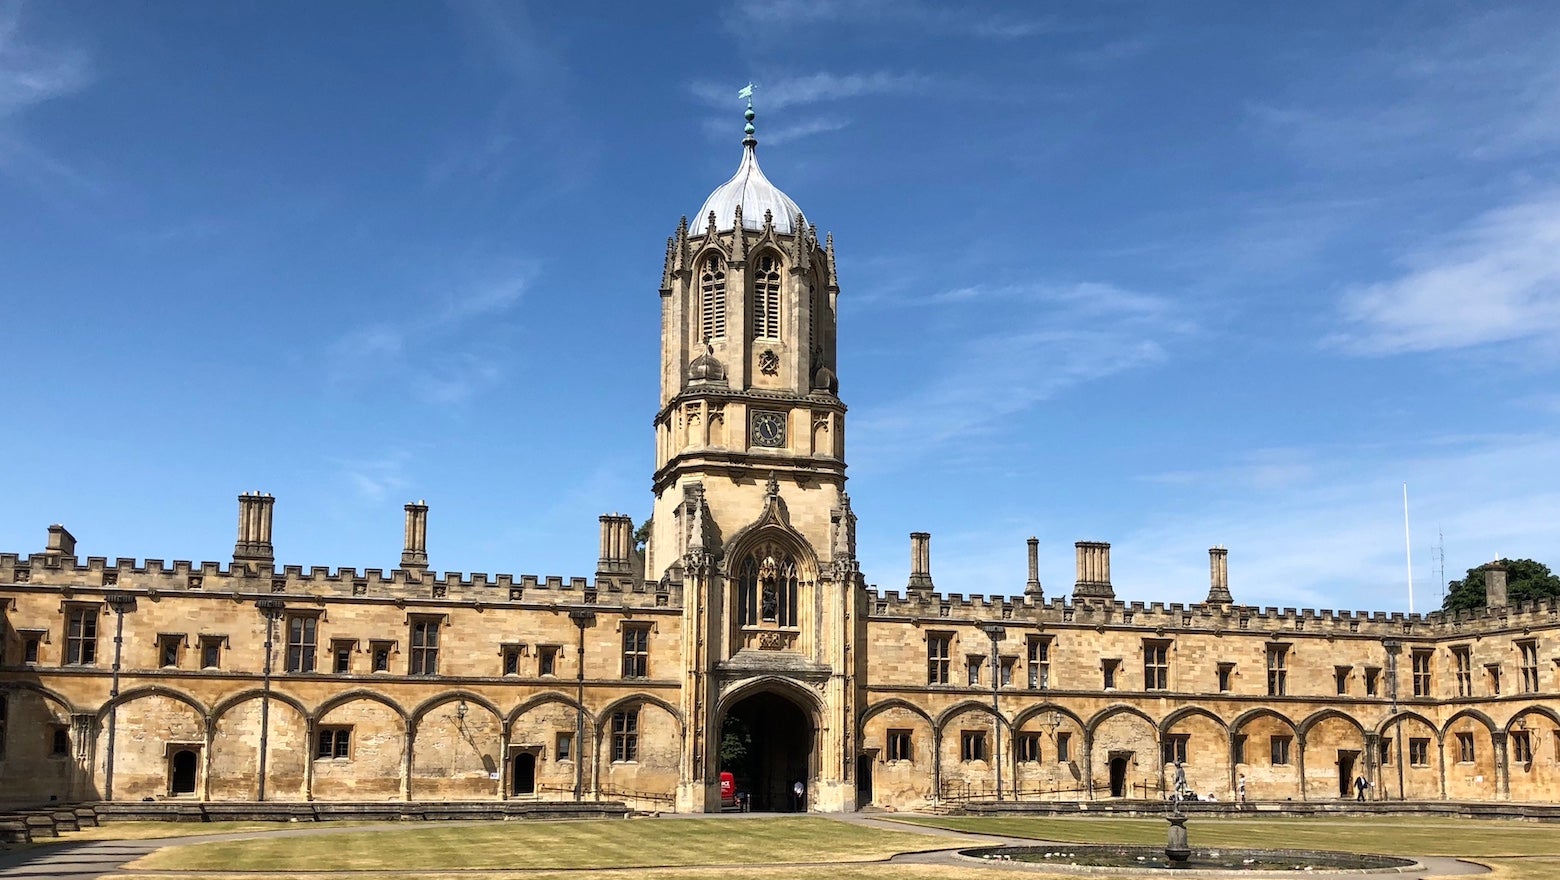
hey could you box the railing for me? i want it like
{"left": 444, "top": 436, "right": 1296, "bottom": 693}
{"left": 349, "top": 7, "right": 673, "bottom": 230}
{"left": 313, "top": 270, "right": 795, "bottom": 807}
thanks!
{"left": 522, "top": 783, "right": 675, "bottom": 812}
{"left": 939, "top": 780, "right": 1112, "bottom": 802}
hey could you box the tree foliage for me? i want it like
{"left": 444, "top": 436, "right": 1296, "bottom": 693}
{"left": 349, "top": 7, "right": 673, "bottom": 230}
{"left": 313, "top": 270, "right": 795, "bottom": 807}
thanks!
{"left": 1441, "top": 558, "right": 1560, "bottom": 613}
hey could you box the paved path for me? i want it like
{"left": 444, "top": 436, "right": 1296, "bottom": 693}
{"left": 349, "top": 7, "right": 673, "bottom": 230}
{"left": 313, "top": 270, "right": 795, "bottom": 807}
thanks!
{"left": 0, "top": 813, "right": 1496, "bottom": 880}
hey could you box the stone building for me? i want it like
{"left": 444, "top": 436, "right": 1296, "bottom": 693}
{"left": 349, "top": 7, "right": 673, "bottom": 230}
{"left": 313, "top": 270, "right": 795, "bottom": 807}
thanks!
{"left": 2, "top": 105, "right": 1558, "bottom": 813}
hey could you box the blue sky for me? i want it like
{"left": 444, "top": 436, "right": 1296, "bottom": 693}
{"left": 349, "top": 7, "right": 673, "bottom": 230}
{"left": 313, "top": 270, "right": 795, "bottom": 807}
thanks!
{"left": 4, "top": 0, "right": 1559, "bottom": 612}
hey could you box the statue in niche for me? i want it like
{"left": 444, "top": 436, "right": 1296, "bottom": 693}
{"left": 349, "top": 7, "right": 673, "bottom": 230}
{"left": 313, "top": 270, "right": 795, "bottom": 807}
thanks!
{"left": 759, "top": 554, "right": 779, "bottom": 621}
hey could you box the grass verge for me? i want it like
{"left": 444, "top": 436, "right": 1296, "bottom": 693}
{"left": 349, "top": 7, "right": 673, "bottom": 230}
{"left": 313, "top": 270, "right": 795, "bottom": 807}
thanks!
{"left": 891, "top": 814, "right": 1560, "bottom": 858}
{"left": 128, "top": 817, "right": 943, "bottom": 872}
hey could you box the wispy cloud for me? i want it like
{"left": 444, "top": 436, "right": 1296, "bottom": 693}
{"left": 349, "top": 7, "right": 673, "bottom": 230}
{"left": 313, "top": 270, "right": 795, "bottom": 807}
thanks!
{"left": 693, "top": 71, "right": 932, "bottom": 113}
{"left": 724, "top": 0, "right": 1058, "bottom": 42}
{"left": 1331, "top": 191, "right": 1560, "bottom": 355}
{"left": 325, "top": 273, "right": 531, "bottom": 405}
{"left": 336, "top": 449, "right": 412, "bottom": 503}
{"left": 0, "top": 0, "right": 94, "bottom": 188}
{"left": 1247, "top": 8, "right": 1560, "bottom": 165}
{"left": 435, "top": 1, "right": 597, "bottom": 190}
{"left": 851, "top": 281, "right": 1191, "bottom": 470}
{"left": 691, "top": 70, "right": 931, "bottom": 146}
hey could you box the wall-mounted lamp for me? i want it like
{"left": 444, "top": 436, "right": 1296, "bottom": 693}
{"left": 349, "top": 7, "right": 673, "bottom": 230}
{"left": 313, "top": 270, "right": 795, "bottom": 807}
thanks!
{"left": 457, "top": 699, "right": 469, "bottom": 723}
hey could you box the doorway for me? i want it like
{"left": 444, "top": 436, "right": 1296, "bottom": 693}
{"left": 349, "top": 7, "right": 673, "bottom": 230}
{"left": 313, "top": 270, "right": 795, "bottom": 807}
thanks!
{"left": 169, "top": 749, "right": 198, "bottom": 796}
{"left": 720, "top": 690, "right": 812, "bottom": 811}
{"left": 856, "top": 753, "right": 874, "bottom": 807}
{"left": 1108, "top": 756, "right": 1129, "bottom": 798}
{"left": 1338, "top": 750, "right": 1358, "bottom": 799}
{"left": 513, "top": 752, "right": 537, "bottom": 795}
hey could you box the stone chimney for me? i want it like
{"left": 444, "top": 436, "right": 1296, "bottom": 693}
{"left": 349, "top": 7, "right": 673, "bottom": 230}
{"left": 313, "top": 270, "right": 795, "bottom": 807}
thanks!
{"left": 597, "top": 513, "right": 635, "bottom": 577}
{"left": 907, "top": 532, "right": 934, "bottom": 593}
{"left": 1073, "top": 541, "right": 1114, "bottom": 601}
{"left": 233, "top": 492, "right": 275, "bottom": 567}
{"left": 45, "top": 524, "right": 77, "bottom": 560}
{"left": 401, "top": 501, "right": 430, "bottom": 573}
{"left": 1206, "top": 546, "right": 1233, "bottom": 604}
{"left": 1484, "top": 560, "right": 1508, "bottom": 608}
{"left": 1025, "top": 537, "right": 1043, "bottom": 598}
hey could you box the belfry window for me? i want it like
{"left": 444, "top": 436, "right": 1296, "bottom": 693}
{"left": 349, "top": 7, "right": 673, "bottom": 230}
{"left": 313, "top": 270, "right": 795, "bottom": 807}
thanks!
{"left": 752, "top": 253, "right": 781, "bottom": 339}
{"left": 699, "top": 255, "right": 727, "bottom": 340}
{"left": 736, "top": 542, "right": 799, "bottom": 627}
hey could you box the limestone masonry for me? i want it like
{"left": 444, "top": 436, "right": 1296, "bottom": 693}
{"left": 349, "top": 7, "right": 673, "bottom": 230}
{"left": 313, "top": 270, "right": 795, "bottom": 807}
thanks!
{"left": 2, "top": 106, "right": 1557, "bottom": 812}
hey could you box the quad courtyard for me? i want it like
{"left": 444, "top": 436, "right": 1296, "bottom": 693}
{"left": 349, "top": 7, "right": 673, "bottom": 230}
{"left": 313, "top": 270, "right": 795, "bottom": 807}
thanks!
{"left": 1, "top": 812, "right": 1557, "bottom": 880}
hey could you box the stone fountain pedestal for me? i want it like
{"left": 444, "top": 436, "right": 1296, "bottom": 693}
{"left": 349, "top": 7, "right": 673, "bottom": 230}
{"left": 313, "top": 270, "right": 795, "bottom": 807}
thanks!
{"left": 1165, "top": 811, "right": 1191, "bottom": 865}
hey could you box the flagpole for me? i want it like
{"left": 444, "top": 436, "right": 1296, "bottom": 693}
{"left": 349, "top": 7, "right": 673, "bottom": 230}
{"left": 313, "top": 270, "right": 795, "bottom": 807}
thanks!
{"left": 1403, "top": 483, "right": 1414, "bottom": 613}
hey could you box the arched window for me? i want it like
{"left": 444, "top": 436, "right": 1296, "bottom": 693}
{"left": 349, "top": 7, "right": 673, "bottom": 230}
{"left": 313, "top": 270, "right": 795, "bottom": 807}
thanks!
{"left": 752, "top": 253, "right": 781, "bottom": 339}
{"left": 736, "top": 541, "right": 799, "bottom": 628}
{"left": 700, "top": 255, "right": 727, "bottom": 340}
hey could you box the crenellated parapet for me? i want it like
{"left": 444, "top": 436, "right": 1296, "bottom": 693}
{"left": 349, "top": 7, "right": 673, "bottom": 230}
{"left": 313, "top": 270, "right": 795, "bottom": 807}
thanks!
{"left": 862, "top": 585, "right": 1560, "bottom": 641}
{"left": 0, "top": 551, "right": 675, "bottom": 610}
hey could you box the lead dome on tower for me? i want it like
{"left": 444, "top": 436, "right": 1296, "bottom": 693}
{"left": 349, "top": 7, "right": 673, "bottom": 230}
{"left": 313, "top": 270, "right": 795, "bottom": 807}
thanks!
{"left": 690, "top": 101, "right": 804, "bottom": 235}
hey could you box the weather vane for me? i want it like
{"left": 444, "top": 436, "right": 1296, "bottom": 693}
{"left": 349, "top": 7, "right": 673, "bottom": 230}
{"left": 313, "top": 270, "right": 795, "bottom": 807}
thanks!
{"left": 739, "top": 83, "right": 757, "bottom": 142}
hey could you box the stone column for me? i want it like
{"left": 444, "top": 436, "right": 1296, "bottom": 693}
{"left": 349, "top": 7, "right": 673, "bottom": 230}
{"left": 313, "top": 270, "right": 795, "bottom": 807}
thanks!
{"left": 1492, "top": 730, "right": 1509, "bottom": 800}
{"left": 1296, "top": 733, "right": 1308, "bottom": 801}
{"left": 597, "top": 514, "right": 634, "bottom": 578}
{"left": 907, "top": 532, "right": 934, "bottom": 593}
{"left": 1363, "top": 732, "right": 1380, "bottom": 799}
{"left": 1206, "top": 547, "right": 1233, "bottom": 604}
{"left": 233, "top": 492, "right": 275, "bottom": 567}
{"left": 1073, "top": 541, "right": 1114, "bottom": 601}
{"left": 1484, "top": 561, "right": 1509, "bottom": 607}
{"left": 401, "top": 501, "right": 429, "bottom": 572}
{"left": 1025, "top": 537, "right": 1043, "bottom": 598}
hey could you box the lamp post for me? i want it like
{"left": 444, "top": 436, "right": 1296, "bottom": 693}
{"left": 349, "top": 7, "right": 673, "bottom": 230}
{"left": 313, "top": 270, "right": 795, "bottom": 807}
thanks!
{"left": 980, "top": 623, "right": 1006, "bottom": 801}
{"left": 255, "top": 598, "right": 286, "bottom": 802}
{"left": 568, "top": 609, "right": 596, "bottom": 802}
{"left": 102, "top": 592, "right": 137, "bottom": 801}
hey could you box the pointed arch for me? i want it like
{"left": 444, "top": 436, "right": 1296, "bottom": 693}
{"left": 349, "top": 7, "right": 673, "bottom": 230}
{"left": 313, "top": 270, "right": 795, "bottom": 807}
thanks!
{"left": 1230, "top": 707, "right": 1298, "bottom": 735}
{"left": 0, "top": 681, "right": 79, "bottom": 717}
{"left": 1298, "top": 708, "right": 1366, "bottom": 739}
{"left": 1506, "top": 705, "right": 1560, "bottom": 732}
{"left": 1011, "top": 702, "right": 1086, "bottom": 732}
{"left": 1441, "top": 707, "right": 1497, "bottom": 736}
{"left": 1087, "top": 703, "right": 1159, "bottom": 737}
{"left": 715, "top": 675, "right": 823, "bottom": 725}
{"left": 95, "top": 685, "right": 207, "bottom": 722}
{"left": 596, "top": 693, "right": 686, "bottom": 739}
{"left": 1160, "top": 705, "right": 1230, "bottom": 736}
{"left": 935, "top": 699, "right": 1009, "bottom": 733}
{"left": 508, "top": 691, "right": 593, "bottom": 728}
{"left": 861, "top": 698, "right": 933, "bottom": 727}
{"left": 1375, "top": 710, "right": 1439, "bottom": 738}
{"left": 314, "top": 689, "right": 409, "bottom": 723}
{"left": 210, "top": 688, "right": 309, "bottom": 723}
{"left": 410, "top": 691, "right": 503, "bottom": 727}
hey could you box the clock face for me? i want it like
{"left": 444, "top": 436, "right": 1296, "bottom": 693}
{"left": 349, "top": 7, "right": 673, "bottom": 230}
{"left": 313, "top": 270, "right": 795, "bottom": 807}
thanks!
{"left": 751, "top": 410, "right": 786, "bottom": 448}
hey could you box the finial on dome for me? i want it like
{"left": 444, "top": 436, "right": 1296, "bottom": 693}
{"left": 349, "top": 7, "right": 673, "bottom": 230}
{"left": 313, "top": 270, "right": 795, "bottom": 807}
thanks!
{"left": 739, "top": 82, "right": 758, "bottom": 146}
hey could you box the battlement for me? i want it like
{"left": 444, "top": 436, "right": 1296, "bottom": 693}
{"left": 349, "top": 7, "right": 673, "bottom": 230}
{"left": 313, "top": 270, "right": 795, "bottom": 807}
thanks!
{"left": 863, "top": 584, "right": 1559, "bottom": 639}
{"left": 0, "top": 552, "right": 674, "bottom": 610}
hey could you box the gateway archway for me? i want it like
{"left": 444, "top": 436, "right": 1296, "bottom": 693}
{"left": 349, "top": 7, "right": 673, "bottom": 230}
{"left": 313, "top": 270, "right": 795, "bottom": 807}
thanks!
{"left": 720, "top": 690, "right": 813, "bottom": 812}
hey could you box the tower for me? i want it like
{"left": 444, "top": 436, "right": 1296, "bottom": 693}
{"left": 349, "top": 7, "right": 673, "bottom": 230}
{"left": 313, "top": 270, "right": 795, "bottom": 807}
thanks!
{"left": 654, "top": 99, "right": 863, "bottom": 812}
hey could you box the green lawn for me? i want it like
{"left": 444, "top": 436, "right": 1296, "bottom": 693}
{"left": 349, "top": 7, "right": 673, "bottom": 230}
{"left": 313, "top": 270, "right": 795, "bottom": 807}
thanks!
{"left": 892, "top": 814, "right": 1560, "bottom": 858}
{"left": 41, "top": 820, "right": 375, "bottom": 843}
{"left": 128, "top": 817, "right": 945, "bottom": 872}
{"left": 99, "top": 814, "right": 1560, "bottom": 880}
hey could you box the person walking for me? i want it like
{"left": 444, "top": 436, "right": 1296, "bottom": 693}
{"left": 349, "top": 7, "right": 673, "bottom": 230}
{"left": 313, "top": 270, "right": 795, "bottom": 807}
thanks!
{"left": 1237, "top": 774, "right": 1247, "bottom": 804}
{"left": 1354, "top": 774, "right": 1369, "bottom": 801}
